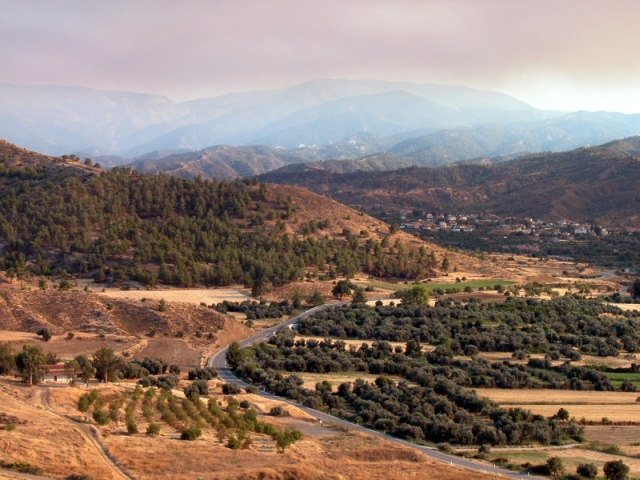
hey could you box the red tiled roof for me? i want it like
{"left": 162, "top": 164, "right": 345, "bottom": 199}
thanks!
{"left": 46, "top": 364, "right": 66, "bottom": 374}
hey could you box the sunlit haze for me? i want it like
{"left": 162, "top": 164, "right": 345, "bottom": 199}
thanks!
{"left": 2, "top": 0, "right": 639, "bottom": 112}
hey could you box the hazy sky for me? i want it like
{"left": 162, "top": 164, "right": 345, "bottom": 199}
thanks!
{"left": 2, "top": 0, "right": 640, "bottom": 112}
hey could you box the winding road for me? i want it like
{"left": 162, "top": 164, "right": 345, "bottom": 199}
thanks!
{"left": 208, "top": 303, "right": 543, "bottom": 479}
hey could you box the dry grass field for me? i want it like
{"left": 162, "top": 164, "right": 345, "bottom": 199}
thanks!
{"left": 475, "top": 388, "right": 640, "bottom": 422}
{"left": 474, "top": 388, "right": 640, "bottom": 405}
{"left": 132, "top": 338, "right": 203, "bottom": 367}
{"left": 583, "top": 425, "right": 640, "bottom": 446}
{"left": 487, "top": 449, "right": 640, "bottom": 478}
{"left": 500, "top": 404, "right": 640, "bottom": 423}
{"left": 96, "top": 286, "right": 250, "bottom": 305}
{"left": 0, "top": 381, "right": 120, "bottom": 479}
{"left": 0, "top": 379, "right": 504, "bottom": 480}
{"left": 290, "top": 372, "right": 394, "bottom": 391}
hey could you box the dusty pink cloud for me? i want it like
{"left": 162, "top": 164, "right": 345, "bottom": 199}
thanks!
{"left": 1, "top": 0, "right": 639, "bottom": 111}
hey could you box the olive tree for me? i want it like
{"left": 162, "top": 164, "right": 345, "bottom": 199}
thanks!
{"left": 15, "top": 344, "right": 48, "bottom": 385}
{"left": 93, "top": 347, "right": 123, "bottom": 383}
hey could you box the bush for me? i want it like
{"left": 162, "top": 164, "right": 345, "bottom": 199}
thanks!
{"left": 240, "top": 400, "right": 251, "bottom": 409}
{"left": 245, "top": 385, "right": 259, "bottom": 394}
{"left": 269, "top": 406, "right": 284, "bottom": 416}
{"left": 126, "top": 418, "right": 138, "bottom": 434}
{"left": 92, "top": 408, "right": 109, "bottom": 426}
{"left": 436, "top": 442, "right": 453, "bottom": 453}
{"left": 180, "top": 425, "right": 202, "bottom": 440}
{"left": 146, "top": 423, "right": 161, "bottom": 436}
{"left": 37, "top": 328, "right": 52, "bottom": 342}
{"left": 66, "top": 474, "right": 95, "bottom": 480}
{"left": 546, "top": 457, "right": 564, "bottom": 477}
{"left": 4, "top": 424, "right": 16, "bottom": 431}
{"left": 603, "top": 460, "right": 630, "bottom": 480}
{"left": 184, "top": 379, "right": 209, "bottom": 399}
{"left": 1, "top": 462, "right": 45, "bottom": 475}
{"left": 169, "top": 364, "right": 181, "bottom": 375}
{"left": 187, "top": 366, "right": 218, "bottom": 380}
{"left": 620, "top": 380, "right": 636, "bottom": 392}
{"left": 576, "top": 463, "right": 598, "bottom": 479}
{"left": 226, "top": 434, "right": 242, "bottom": 449}
{"left": 222, "top": 383, "right": 241, "bottom": 395}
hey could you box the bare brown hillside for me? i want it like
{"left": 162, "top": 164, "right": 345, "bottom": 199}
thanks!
{"left": 0, "top": 281, "right": 228, "bottom": 338}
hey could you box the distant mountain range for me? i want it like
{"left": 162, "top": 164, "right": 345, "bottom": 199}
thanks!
{"left": 0, "top": 78, "right": 558, "bottom": 157}
{"left": 259, "top": 137, "right": 640, "bottom": 227}
{"left": 4, "top": 79, "right": 640, "bottom": 177}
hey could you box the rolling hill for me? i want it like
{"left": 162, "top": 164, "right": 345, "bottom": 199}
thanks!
{"left": 0, "top": 139, "right": 505, "bottom": 295}
{"left": 260, "top": 137, "right": 640, "bottom": 226}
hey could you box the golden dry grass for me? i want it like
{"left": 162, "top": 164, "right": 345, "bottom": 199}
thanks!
{"left": 501, "top": 404, "right": 640, "bottom": 422}
{"left": 0, "top": 381, "right": 119, "bottom": 479}
{"left": 96, "top": 286, "right": 250, "bottom": 305}
{"left": 490, "top": 449, "right": 640, "bottom": 477}
{"left": 583, "top": 425, "right": 640, "bottom": 446}
{"left": 25, "top": 379, "right": 502, "bottom": 480}
{"left": 475, "top": 388, "right": 640, "bottom": 405}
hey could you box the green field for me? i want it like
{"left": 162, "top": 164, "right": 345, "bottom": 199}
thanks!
{"left": 602, "top": 371, "right": 640, "bottom": 388}
{"left": 361, "top": 279, "right": 514, "bottom": 292}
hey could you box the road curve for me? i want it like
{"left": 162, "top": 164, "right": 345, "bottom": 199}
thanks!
{"left": 209, "top": 303, "right": 542, "bottom": 479}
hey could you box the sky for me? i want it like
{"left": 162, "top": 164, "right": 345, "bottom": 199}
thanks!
{"left": 1, "top": 0, "right": 640, "bottom": 113}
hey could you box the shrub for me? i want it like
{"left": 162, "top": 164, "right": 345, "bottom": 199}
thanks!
{"left": 169, "top": 364, "right": 181, "bottom": 375}
{"left": 436, "top": 443, "right": 453, "bottom": 453}
{"left": 37, "top": 328, "right": 52, "bottom": 342}
{"left": 546, "top": 457, "right": 564, "bottom": 477}
{"left": 245, "top": 385, "right": 259, "bottom": 394}
{"left": 2, "top": 462, "right": 45, "bottom": 475}
{"left": 620, "top": 380, "right": 636, "bottom": 392}
{"left": 187, "top": 366, "right": 218, "bottom": 380}
{"left": 222, "top": 383, "right": 241, "bottom": 395}
{"left": 92, "top": 408, "right": 109, "bottom": 426}
{"left": 126, "top": 418, "right": 138, "bottom": 434}
{"left": 67, "top": 332, "right": 75, "bottom": 340}
{"left": 184, "top": 379, "right": 209, "bottom": 399}
{"left": 146, "top": 423, "right": 161, "bottom": 436}
{"left": 226, "top": 434, "right": 242, "bottom": 449}
{"left": 4, "top": 424, "right": 16, "bottom": 431}
{"left": 66, "top": 474, "right": 95, "bottom": 480}
{"left": 603, "top": 460, "right": 630, "bottom": 480}
{"left": 269, "top": 406, "right": 284, "bottom": 416}
{"left": 159, "top": 298, "right": 167, "bottom": 312}
{"left": 240, "top": 400, "right": 250, "bottom": 409}
{"left": 180, "top": 425, "right": 202, "bottom": 441}
{"left": 576, "top": 463, "right": 598, "bottom": 479}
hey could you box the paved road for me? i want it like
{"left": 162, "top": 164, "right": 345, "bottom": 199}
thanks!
{"left": 208, "top": 304, "right": 543, "bottom": 479}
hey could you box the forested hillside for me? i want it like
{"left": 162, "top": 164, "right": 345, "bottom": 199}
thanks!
{"left": 0, "top": 140, "right": 498, "bottom": 292}
{"left": 260, "top": 137, "right": 640, "bottom": 225}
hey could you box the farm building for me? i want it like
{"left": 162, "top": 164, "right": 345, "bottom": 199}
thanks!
{"left": 43, "top": 363, "right": 73, "bottom": 383}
